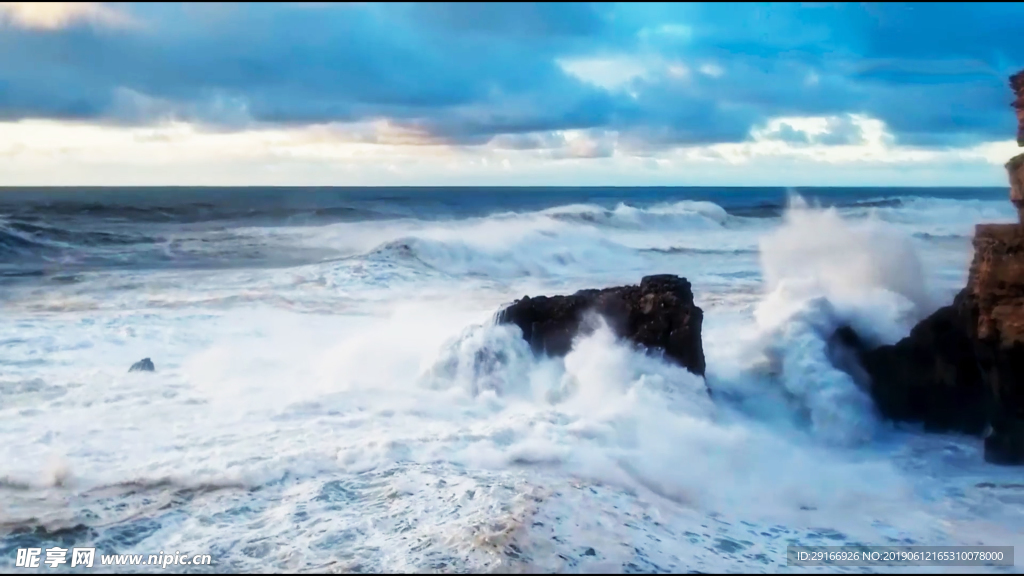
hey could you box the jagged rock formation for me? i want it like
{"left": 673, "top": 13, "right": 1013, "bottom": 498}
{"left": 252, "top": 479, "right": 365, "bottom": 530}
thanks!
{"left": 836, "top": 70, "right": 1024, "bottom": 465}
{"left": 831, "top": 297, "right": 987, "bottom": 436}
{"left": 969, "top": 224, "right": 1024, "bottom": 463}
{"left": 129, "top": 357, "right": 155, "bottom": 372}
{"left": 843, "top": 226, "right": 1024, "bottom": 464}
{"left": 496, "top": 274, "right": 706, "bottom": 377}
{"left": 1011, "top": 71, "right": 1024, "bottom": 221}
{"left": 1012, "top": 70, "right": 1024, "bottom": 147}
{"left": 1008, "top": 153, "right": 1024, "bottom": 223}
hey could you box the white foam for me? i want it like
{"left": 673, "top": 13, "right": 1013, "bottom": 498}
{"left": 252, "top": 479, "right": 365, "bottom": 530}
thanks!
{"left": 761, "top": 195, "right": 934, "bottom": 316}
{"left": 2, "top": 193, "right": 1022, "bottom": 572}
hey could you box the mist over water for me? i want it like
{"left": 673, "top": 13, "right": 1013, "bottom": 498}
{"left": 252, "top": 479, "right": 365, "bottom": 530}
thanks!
{"left": 1, "top": 186, "right": 1022, "bottom": 573}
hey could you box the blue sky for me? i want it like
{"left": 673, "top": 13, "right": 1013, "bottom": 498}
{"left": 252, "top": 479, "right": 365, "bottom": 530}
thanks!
{"left": 0, "top": 1, "right": 1021, "bottom": 186}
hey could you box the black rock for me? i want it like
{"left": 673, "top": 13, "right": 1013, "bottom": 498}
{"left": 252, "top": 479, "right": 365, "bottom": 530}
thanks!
{"left": 129, "top": 358, "right": 155, "bottom": 373}
{"left": 495, "top": 274, "right": 706, "bottom": 377}
{"left": 830, "top": 294, "right": 989, "bottom": 436}
{"left": 985, "top": 419, "right": 1024, "bottom": 465}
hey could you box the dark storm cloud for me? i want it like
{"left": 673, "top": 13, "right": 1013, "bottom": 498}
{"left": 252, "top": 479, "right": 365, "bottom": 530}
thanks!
{"left": 0, "top": 1, "right": 1021, "bottom": 148}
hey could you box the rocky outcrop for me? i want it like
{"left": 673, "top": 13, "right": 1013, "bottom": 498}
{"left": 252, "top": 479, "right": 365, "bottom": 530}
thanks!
{"left": 1008, "top": 154, "right": 1024, "bottom": 223}
{"left": 1012, "top": 70, "right": 1024, "bottom": 147}
{"left": 495, "top": 274, "right": 706, "bottom": 377}
{"left": 129, "top": 358, "right": 155, "bottom": 372}
{"left": 1011, "top": 71, "right": 1024, "bottom": 220}
{"left": 838, "top": 218, "right": 1024, "bottom": 464}
{"left": 832, "top": 294, "right": 987, "bottom": 436}
{"left": 833, "top": 70, "right": 1024, "bottom": 465}
{"left": 968, "top": 224, "right": 1024, "bottom": 464}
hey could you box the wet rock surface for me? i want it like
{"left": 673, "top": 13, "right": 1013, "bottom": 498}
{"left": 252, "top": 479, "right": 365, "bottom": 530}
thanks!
{"left": 128, "top": 358, "right": 155, "bottom": 373}
{"left": 496, "top": 274, "right": 706, "bottom": 377}
{"left": 832, "top": 70, "right": 1024, "bottom": 465}
{"left": 837, "top": 219, "right": 1024, "bottom": 465}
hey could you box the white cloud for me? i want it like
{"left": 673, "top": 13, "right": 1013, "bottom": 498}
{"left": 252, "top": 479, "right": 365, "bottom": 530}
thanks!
{"left": 970, "top": 140, "right": 1022, "bottom": 165}
{"left": 0, "top": 117, "right": 1013, "bottom": 187}
{"left": 485, "top": 129, "right": 617, "bottom": 160}
{"left": 562, "top": 130, "right": 616, "bottom": 159}
{"left": 638, "top": 23, "right": 693, "bottom": 41}
{"left": 699, "top": 63, "right": 725, "bottom": 78}
{"left": 750, "top": 114, "right": 888, "bottom": 148}
{"left": 693, "top": 114, "right": 1017, "bottom": 169}
{"left": 559, "top": 54, "right": 705, "bottom": 90}
{"left": 557, "top": 55, "right": 653, "bottom": 91}
{"left": 667, "top": 62, "right": 690, "bottom": 80}
{"left": 0, "top": 119, "right": 449, "bottom": 168}
{"left": 0, "top": 2, "right": 136, "bottom": 30}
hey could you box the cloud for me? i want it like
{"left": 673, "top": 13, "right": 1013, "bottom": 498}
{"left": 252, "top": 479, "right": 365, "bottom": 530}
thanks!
{"left": 698, "top": 63, "right": 724, "bottom": 78}
{"left": 0, "top": 2, "right": 135, "bottom": 30}
{"left": 487, "top": 129, "right": 618, "bottom": 160}
{"left": 816, "top": 116, "right": 870, "bottom": 146}
{"left": 753, "top": 115, "right": 871, "bottom": 147}
{"left": 765, "top": 123, "right": 812, "bottom": 146}
{"left": 0, "top": 116, "right": 1012, "bottom": 187}
{"left": 0, "top": 0, "right": 1021, "bottom": 169}
{"left": 558, "top": 55, "right": 653, "bottom": 91}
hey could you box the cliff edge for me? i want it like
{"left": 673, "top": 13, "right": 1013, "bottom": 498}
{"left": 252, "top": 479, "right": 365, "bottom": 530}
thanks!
{"left": 1012, "top": 69, "right": 1024, "bottom": 147}
{"left": 1010, "top": 71, "right": 1024, "bottom": 220}
{"left": 970, "top": 224, "right": 1024, "bottom": 463}
{"left": 838, "top": 70, "right": 1024, "bottom": 465}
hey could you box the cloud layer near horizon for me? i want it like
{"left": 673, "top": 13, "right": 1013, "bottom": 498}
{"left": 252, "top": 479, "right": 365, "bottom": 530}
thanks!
{"left": 1, "top": 2, "right": 1022, "bottom": 186}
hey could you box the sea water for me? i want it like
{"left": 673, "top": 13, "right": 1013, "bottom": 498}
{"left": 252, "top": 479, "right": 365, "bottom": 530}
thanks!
{"left": 0, "top": 186, "right": 1022, "bottom": 573}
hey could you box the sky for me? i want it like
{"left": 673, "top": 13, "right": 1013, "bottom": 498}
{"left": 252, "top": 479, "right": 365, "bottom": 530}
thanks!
{"left": 0, "top": 1, "right": 1022, "bottom": 187}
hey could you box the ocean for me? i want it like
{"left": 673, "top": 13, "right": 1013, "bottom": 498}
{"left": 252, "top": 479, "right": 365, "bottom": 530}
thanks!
{"left": 1, "top": 186, "right": 1023, "bottom": 573}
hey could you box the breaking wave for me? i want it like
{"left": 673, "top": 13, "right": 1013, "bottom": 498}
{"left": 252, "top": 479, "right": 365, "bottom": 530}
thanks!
{"left": 2, "top": 188, "right": 1022, "bottom": 572}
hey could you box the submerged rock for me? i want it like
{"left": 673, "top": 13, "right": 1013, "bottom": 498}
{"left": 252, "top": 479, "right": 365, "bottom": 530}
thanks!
{"left": 495, "top": 274, "right": 706, "bottom": 377}
{"left": 129, "top": 358, "right": 155, "bottom": 373}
